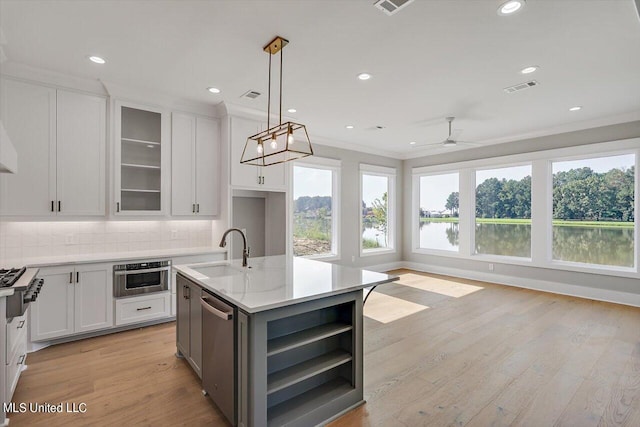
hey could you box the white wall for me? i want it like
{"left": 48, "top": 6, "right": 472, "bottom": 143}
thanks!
{"left": 310, "top": 144, "right": 403, "bottom": 269}
{"left": 402, "top": 120, "right": 640, "bottom": 302}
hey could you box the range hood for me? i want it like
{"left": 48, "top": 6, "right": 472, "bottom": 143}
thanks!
{"left": 0, "top": 120, "right": 17, "bottom": 173}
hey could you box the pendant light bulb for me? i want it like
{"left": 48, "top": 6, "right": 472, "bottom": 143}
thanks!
{"left": 256, "top": 142, "right": 264, "bottom": 154}
{"left": 287, "top": 125, "right": 294, "bottom": 145}
{"left": 270, "top": 133, "right": 278, "bottom": 150}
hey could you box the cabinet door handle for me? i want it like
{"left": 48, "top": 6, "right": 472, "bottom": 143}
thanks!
{"left": 262, "top": 176, "right": 265, "bottom": 184}
{"left": 69, "top": 272, "right": 73, "bottom": 284}
{"left": 17, "top": 354, "right": 25, "bottom": 365}
{"left": 192, "top": 203, "right": 195, "bottom": 213}
{"left": 17, "top": 320, "right": 25, "bottom": 329}
{"left": 58, "top": 201, "right": 61, "bottom": 212}
{"left": 196, "top": 204, "right": 200, "bottom": 213}
{"left": 51, "top": 201, "right": 55, "bottom": 212}
{"left": 136, "top": 306, "right": 152, "bottom": 311}
{"left": 76, "top": 272, "right": 80, "bottom": 283}
{"left": 116, "top": 202, "right": 120, "bottom": 213}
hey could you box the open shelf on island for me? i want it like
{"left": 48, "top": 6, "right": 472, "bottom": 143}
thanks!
{"left": 267, "top": 322, "right": 352, "bottom": 357}
{"left": 267, "top": 377, "right": 354, "bottom": 427}
{"left": 267, "top": 350, "right": 352, "bottom": 395}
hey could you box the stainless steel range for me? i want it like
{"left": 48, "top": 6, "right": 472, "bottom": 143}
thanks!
{"left": 0, "top": 267, "right": 43, "bottom": 319}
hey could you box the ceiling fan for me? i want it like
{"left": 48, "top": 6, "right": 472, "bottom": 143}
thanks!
{"left": 413, "top": 117, "right": 480, "bottom": 148}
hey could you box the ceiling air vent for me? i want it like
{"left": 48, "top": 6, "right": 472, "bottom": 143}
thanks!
{"left": 373, "top": 0, "right": 415, "bottom": 16}
{"left": 504, "top": 80, "right": 539, "bottom": 94}
{"left": 241, "top": 90, "right": 261, "bottom": 100}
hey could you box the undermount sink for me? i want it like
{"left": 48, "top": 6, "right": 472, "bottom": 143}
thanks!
{"left": 191, "top": 263, "right": 247, "bottom": 279}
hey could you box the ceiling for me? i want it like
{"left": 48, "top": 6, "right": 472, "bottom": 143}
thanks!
{"left": 1, "top": 0, "right": 640, "bottom": 158}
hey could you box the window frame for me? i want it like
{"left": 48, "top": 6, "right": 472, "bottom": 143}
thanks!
{"left": 412, "top": 169, "right": 462, "bottom": 256}
{"left": 411, "top": 138, "right": 639, "bottom": 278}
{"left": 290, "top": 157, "right": 341, "bottom": 261}
{"left": 359, "top": 164, "right": 397, "bottom": 257}
{"left": 472, "top": 162, "right": 533, "bottom": 260}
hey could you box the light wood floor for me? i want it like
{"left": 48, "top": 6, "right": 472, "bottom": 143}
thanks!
{"left": 9, "top": 269, "right": 640, "bottom": 426}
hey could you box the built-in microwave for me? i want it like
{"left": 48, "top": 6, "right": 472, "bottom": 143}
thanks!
{"left": 113, "top": 260, "right": 171, "bottom": 298}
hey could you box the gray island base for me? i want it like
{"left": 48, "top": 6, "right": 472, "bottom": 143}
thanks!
{"left": 174, "top": 256, "right": 398, "bottom": 426}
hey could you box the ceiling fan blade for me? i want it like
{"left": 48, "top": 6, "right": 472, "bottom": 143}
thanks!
{"left": 412, "top": 139, "right": 448, "bottom": 147}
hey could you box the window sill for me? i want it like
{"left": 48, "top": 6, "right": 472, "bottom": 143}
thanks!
{"left": 360, "top": 248, "right": 396, "bottom": 257}
{"left": 298, "top": 253, "right": 340, "bottom": 262}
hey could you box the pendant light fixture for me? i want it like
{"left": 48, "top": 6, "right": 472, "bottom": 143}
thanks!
{"left": 240, "top": 36, "right": 313, "bottom": 166}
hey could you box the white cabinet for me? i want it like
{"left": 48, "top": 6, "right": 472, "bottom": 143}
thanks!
{"left": 171, "top": 113, "right": 220, "bottom": 216}
{"left": 114, "top": 101, "right": 169, "bottom": 215}
{"left": 0, "top": 78, "right": 106, "bottom": 217}
{"left": 30, "top": 263, "right": 113, "bottom": 341}
{"left": 230, "top": 116, "right": 287, "bottom": 191}
{"left": 115, "top": 292, "right": 170, "bottom": 326}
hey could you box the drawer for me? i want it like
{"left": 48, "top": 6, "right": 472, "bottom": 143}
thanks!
{"left": 6, "top": 311, "right": 28, "bottom": 361}
{"left": 115, "top": 292, "right": 171, "bottom": 326}
{"left": 6, "top": 338, "right": 27, "bottom": 401}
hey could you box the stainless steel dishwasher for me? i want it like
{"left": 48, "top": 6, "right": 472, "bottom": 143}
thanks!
{"left": 201, "top": 290, "right": 236, "bottom": 425}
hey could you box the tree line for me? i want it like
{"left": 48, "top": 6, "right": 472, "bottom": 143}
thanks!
{"left": 437, "top": 166, "right": 634, "bottom": 221}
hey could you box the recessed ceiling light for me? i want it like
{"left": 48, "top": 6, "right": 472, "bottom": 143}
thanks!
{"left": 287, "top": 108, "right": 297, "bottom": 113}
{"left": 569, "top": 106, "right": 582, "bottom": 111}
{"left": 520, "top": 66, "right": 538, "bottom": 74}
{"left": 345, "top": 125, "right": 354, "bottom": 129}
{"left": 497, "top": 0, "right": 525, "bottom": 16}
{"left": 88, "top": 56, "right": 106, "bottom": 64}
{"left": 357, "top": 73, "right": 372, "bottom": 81}
{"left": 207, "top": 87, "right": 221, "bottom": 94}
{"left": 409, "top": 141, "right": 416, "bottom": 145}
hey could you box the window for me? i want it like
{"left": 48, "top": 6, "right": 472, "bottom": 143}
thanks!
{"left": 418, "top": 172, "right": 459, "bottom": 251}
{"left": 552, "top": 154, "right": 635, "bottom": 268}
{"left": 475, "top": 165, "right": 532, "bottom": 258}
{"left": 360, "top": 165, "right": 396, "bottom": 254}
{"left": 292, "top": 159, "right": 340, "bottom": 258}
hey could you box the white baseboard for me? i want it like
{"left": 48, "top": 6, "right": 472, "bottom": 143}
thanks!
{"left": 402, "top": 261, "right": 640, "bottom": 308}
{"left": 364, "top": 261, "right": 404, "bottom": 273}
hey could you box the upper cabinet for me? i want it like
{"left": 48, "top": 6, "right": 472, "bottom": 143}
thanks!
{"left": 230, "top": 116, "right": 287, "bottom": 191}
{"left": 114, "top": 101, "right": 169, "bottom": 215}
{"left": 171, "top": 113, "right": 220, "bottom": 216}
{"left": 0, "top": 78, "right": 106, "bottom": 217}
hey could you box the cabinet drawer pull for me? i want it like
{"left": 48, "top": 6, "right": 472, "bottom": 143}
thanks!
{"left": 58, "top": 201, "right": 61, "bottom": 212}
{"left": 69, "top": 272, "right": 73, "bottom": 284}
{"left": 17, "top": 354, "right": 25, "bottom": 365}
{"left": 17, "top": 320, "right": 25, "bottom": 329}
{"left": 117, "top": 202, "right": 120, "bottom": 213}
{"left": 136, "top": 306, "right": 152, "bottom": 311}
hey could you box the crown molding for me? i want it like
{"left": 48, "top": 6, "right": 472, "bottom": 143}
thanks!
{"left": 1, "top": 62, "right": 107, "bottom": 95}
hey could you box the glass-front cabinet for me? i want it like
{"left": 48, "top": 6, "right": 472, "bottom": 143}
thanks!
{"left": 114, "top": 101, "right": 169, "bottom": 215}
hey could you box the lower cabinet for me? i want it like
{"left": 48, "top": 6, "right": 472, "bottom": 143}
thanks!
{"left": 176, "top": 275, "right": 202, "bottom": 378}
{"left": 30, "top": 263, "right": 113, "bottom": 341}
{"left": 5, "top": 310, "right": 28, "bottom": 402}
{"left": 115, "top": 292, "right": 171, "bottom": 326}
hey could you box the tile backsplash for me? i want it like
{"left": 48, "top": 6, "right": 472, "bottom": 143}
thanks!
{"left": 0, "top": 220, "right": 216, "bottom": 264}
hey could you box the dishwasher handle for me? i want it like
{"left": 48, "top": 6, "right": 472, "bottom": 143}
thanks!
{"left": 200, "top": 296, "right": 233, "bottom": 320}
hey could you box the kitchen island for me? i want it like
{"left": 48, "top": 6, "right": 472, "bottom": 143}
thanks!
{"left": 174, "top": 255, "right": 398, "bottom": 427}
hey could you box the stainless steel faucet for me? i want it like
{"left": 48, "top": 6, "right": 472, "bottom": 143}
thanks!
{"left": 219, "top": 228, "right": 250, "bottom": 267}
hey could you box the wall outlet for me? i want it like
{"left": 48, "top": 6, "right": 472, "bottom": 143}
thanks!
{"left": 488, "top": 263, "right": 494, "bottom": 271}
{"left": 171, "top": 230, "right": 178, "bottom": 240}
{"left": 65, "top": 234, "right": 75, "bottom": 245}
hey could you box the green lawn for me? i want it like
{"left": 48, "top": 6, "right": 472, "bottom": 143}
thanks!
{"left": 420, "top": 217, "right": 634, "bottom": 228}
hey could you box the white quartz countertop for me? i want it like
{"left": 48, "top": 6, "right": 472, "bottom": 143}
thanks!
{"left": 174, "top": 255, "right": 398, "bottom": 313}
{"left": 3, "top": 247, "right": 227, "bottom": 268}
{"left": 0, "top": 288, "right": 14, "bottom": 298}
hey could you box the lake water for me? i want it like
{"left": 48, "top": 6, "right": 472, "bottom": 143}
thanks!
{"left": 418, "top": 220, "right": 634, "bottom": 267}
{"left": 362, "top": 227, "right": 388, "bottom": 247}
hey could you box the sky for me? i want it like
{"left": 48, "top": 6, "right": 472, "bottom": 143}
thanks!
{"left": 293, "top": 166, "right": 389, "bottom": 206}
{"left": 420, "top": 154, "right": 635, "bottom": 211}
